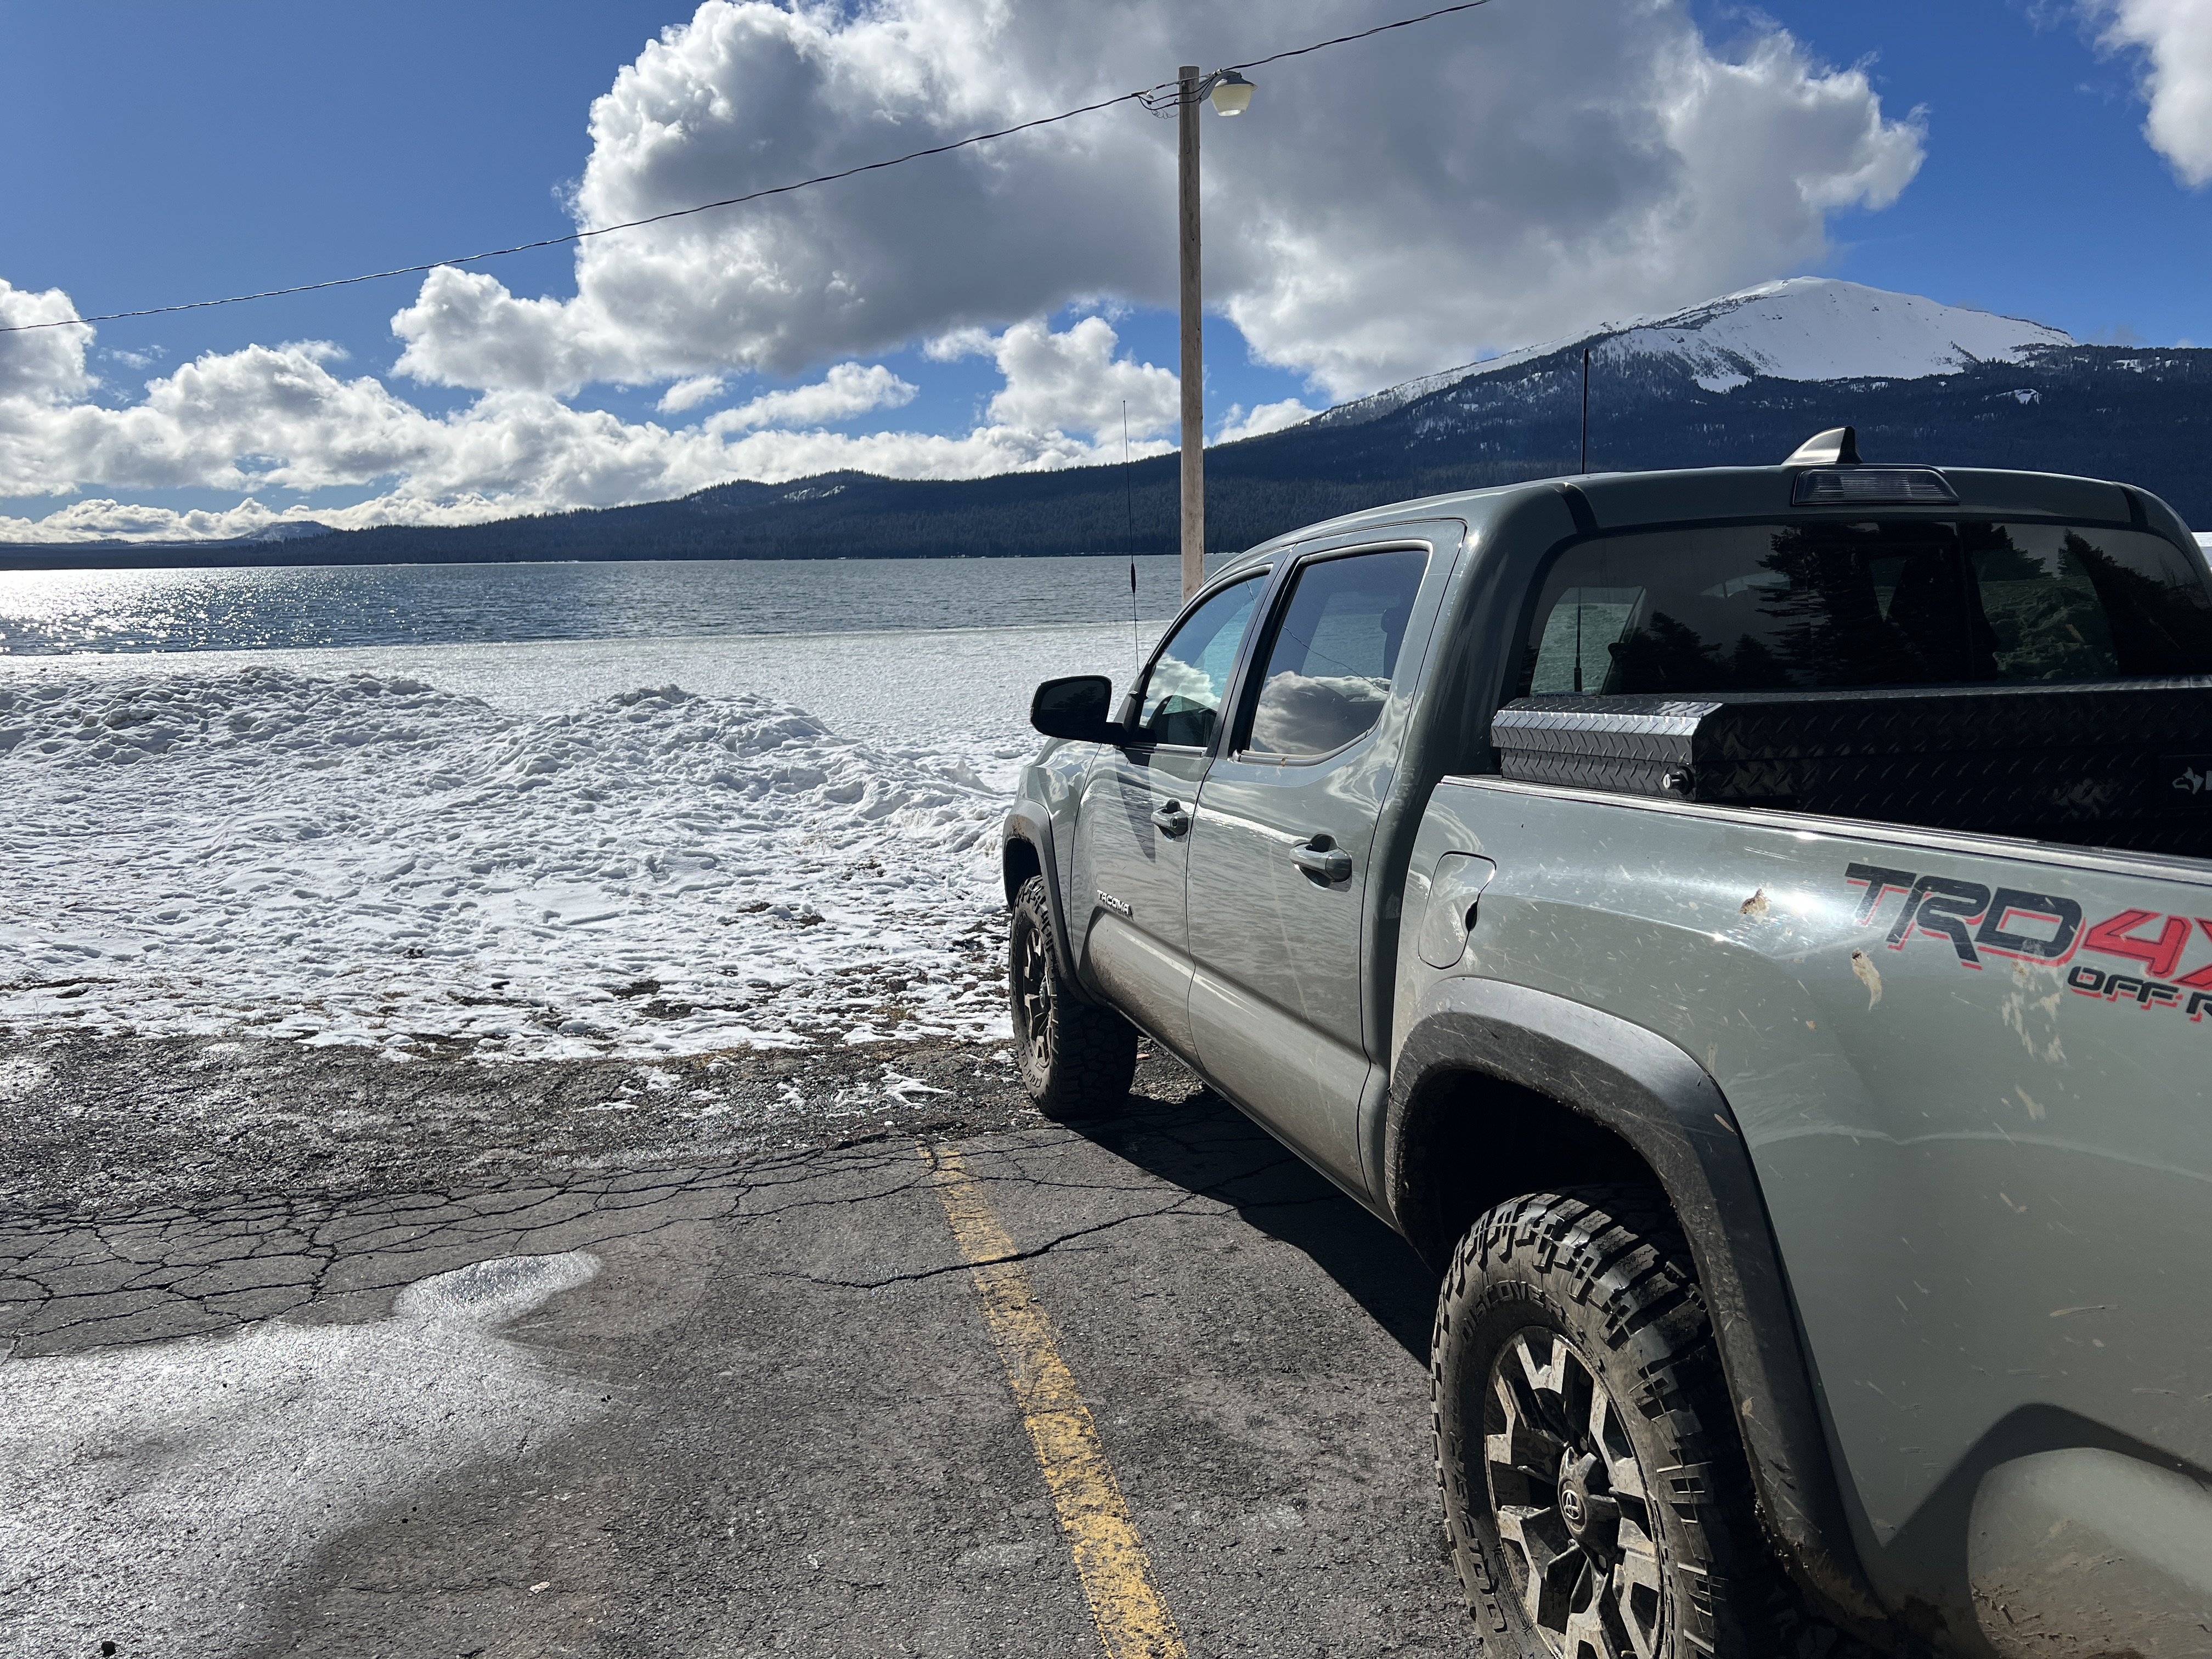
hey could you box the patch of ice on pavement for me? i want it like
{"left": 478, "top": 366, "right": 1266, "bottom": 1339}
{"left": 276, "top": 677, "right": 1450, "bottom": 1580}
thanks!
{"left": 0, "top": 1251, "right": 604, "bottom": 1659}
{"left": 0, "top": 659, "right": 1052, "bottom": 1056}
{"left": 391, "top": 1250, "right": 600, "bottom": 1326}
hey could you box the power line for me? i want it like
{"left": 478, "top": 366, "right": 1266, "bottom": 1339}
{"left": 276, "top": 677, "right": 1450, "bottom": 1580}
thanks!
{"left": 1226, "top": 0, "right": 1491, "bottom": 74}
{"left": 1, "top": 1, "right": 1496, "bottom": 337}
{"left": 1138, "top": 1, "right": 1491, "bottom": 117}
{"left": 0, "top": 91, "right": 1152, "bottom": 335}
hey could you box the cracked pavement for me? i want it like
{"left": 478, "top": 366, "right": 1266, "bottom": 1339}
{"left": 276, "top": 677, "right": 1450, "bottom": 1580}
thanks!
{"left": 0, "top": 1039, "right": 1470, "bottom": 1657}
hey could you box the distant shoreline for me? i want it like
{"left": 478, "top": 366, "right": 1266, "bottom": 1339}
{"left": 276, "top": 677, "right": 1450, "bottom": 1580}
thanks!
{"left": 0, "top": 545, "right": 1161, "bottom": 574}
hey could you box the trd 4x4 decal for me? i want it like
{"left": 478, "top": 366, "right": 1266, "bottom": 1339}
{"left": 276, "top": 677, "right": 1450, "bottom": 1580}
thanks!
{"left": 1844, "top": 864, "right": 2083, "bottom": 966}
{"left": 1842, "top": 862, "right": 2212, "bottom": 1019}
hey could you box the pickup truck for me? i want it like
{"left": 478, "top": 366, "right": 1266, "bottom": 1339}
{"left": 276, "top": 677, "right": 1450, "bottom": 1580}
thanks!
{"left": 1000, "top": 432, "right": 2212, "bottom": 1659}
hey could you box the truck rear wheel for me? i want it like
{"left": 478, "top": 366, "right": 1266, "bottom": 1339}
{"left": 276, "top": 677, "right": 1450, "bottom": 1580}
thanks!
{"left": 1008, "top": 875, "right": 1137, "bottom": 1119}
{"left": 1432, "top": 1187, "right": 1785, "bottom": 1659}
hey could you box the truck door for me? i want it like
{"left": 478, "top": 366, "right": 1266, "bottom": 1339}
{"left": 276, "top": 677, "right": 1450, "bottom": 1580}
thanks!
{"left": 1185, "top": 544, "right": 1434, "bottom": 1187}
{"left": 1069, "top": 572, "right": 1266, "bottom": 1060}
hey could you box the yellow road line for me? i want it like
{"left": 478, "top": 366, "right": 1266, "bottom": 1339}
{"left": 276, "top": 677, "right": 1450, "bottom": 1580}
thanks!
{"left": 926, "top": 1144, "right": 1187, "bottom": 1659}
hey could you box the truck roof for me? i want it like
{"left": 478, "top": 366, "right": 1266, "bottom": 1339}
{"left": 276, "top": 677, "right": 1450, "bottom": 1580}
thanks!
{"left": 1218, "top": 462, "right": 2197, "bottom": 575}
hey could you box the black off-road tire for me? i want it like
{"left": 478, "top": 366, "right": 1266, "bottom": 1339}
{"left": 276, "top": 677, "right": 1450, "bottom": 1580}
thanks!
{"left": 1434, "top": 1186, "right": 1822, "bottom": 1659}
{"left": 1007, "top": 875, "right": 1137, "bottom": 1119}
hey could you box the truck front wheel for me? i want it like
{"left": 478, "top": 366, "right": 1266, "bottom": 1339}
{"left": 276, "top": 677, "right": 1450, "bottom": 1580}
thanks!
{"left": 1007, "top": 875, "right": 1137, "bottom": 1118}
{"left": 1433, "top": 1187, "right": 1785, "bottom": 1658}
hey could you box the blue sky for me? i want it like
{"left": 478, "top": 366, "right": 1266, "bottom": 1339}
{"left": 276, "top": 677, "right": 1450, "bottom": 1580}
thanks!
{"left": 0, "top": 1, "right": 1304, "bottom": 447}
{"left": 0, "top": 0, "right": 2205, "bottom": 539}
{"left": 1730, "top": 0, "right": 2210, "bottom": 346}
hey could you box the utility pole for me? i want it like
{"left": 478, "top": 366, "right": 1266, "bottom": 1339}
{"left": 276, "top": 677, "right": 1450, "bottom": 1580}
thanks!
{"left": 1581, "top": 348, "right": 1591, "bottom": 474}
{"left": 1177, "top": 64, "right": 1205, "bottom": 599}
{"left": 1144, "top": 61, "right": 1251, "bottom": 599}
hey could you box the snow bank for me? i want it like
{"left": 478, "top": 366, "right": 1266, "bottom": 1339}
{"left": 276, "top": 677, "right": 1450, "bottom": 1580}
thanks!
{"left": 0, "top": 657, "right": 1052, "bottom": 1057}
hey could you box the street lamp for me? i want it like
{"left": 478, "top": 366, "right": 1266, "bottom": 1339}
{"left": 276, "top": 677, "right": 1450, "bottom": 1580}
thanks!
{"left": 1143, "top": 66, "right": 1258, "bottom": 597}
{"left": 1210, "top": 70, "right": 1255, "bottom": 116}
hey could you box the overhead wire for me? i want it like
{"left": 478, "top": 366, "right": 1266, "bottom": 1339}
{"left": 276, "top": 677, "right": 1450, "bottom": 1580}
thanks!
{"left": 1227, "top": 0, "right": 1491, "bottom": 73}
{"left": 0, "top": 0, "right": 1496, "bottom": 337}
{"left": 0, "top": 92, "right": 1156, "bottom": 334}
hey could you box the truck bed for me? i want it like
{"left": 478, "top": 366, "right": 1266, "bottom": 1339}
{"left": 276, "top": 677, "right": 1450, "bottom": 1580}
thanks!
{"left": 1398, "top": 775, "right": 2212, "bottom": 1607}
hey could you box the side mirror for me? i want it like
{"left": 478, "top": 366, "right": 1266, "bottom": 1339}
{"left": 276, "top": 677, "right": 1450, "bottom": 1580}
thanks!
{"left": 1030, "top": 675, "right": 1126, "bottom": 743}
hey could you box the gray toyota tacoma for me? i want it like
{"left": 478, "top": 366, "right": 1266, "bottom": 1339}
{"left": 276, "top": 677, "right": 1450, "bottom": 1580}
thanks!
{"left": 1001, "top": 430, "right": 2212, "bottom": 1659}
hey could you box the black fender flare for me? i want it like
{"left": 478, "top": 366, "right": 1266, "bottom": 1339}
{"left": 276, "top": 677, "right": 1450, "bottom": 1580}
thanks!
{"left": 1001, "top": 804, "right": 1093, "bottom": 1003}
{"left": 1386, "top": 976, "right": 1887, "bottom": 1634}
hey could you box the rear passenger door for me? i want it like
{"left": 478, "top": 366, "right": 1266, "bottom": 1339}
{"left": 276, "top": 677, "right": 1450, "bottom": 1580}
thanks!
{"left": 1184, "top": 543, "right": 1437, "bottom": 1187}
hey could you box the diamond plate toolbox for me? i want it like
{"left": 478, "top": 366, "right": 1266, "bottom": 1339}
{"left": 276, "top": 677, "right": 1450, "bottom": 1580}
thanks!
{"left": 1491, "top": 680, "right": 2212, "bottom": 853}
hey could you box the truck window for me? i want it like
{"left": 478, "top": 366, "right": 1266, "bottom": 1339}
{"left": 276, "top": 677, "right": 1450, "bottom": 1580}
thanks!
{"left": 1241, "top": 548, "right": 1428, "bottom": 757}
{"left": 1520, "top": 521, "right": 2212, "bottom": 697}
{"left": 1133, "top": 574, "right": 1264, "bottom": 747}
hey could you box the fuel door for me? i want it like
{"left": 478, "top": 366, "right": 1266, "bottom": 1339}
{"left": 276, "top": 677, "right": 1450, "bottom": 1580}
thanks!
{"left": 1416, "top": 853, "right": 1497, "bottom": 968}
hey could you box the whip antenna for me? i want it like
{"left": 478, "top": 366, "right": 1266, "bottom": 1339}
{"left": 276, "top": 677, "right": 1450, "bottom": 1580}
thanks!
{"left": 1125, "top": 402, "right": 1141, "bottom": 678}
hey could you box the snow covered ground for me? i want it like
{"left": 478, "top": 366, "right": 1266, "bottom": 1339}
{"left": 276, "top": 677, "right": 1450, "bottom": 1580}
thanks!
{"left": 0, "top": 624, "right": 1156, "bottom": 1059}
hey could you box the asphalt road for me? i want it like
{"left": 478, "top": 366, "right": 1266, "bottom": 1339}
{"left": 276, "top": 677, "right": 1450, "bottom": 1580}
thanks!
{"left": 0, "top": 1055, "right": 1472, "bottom": 1659}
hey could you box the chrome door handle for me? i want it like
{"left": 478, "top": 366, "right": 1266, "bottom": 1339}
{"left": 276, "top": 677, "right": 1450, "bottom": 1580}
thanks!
{"left": 1289, "top": 837, "right": 1353, "bottom": 883}
{"left": 1150, "top": 801, "right": 1191, "bottom": 837}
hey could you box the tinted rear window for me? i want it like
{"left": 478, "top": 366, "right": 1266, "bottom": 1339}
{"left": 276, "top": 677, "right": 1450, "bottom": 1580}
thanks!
{"left": 1519, "top": 521, "right": 2212, "bottom": 697}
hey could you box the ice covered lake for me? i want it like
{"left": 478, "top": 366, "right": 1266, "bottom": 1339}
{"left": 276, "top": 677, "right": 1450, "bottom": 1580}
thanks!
{"left": 0, "top": 557, "right": 1181, "bottom": 1059}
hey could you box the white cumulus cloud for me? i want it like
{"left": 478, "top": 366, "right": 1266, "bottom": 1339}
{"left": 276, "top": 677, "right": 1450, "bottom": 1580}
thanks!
{"left": 0, "top": 279, "right": 1171, "bottom": 540}
{"left": 0, "top": 283, "right": 97, "bottom": 406}
{"left": 1213, "top": 398, "right": 1317, "bottom": 445}
{"left": 707, "top": 362, "right": 918, "bottom": 431}
{"left": 2087, "top": 0, "right": 2212, "bottom": 184}
{"left": 656, "top": 373, "right": 726, "bottom": 413}
{"left": 0, "top": 497, "right": 331, "bottom": 545}
{"left": 385, "top": 0, "right": 1923, "bottom": 402}
{"left": 1, "top": 0, "right": 1929, "bottom": 539}
{"left": 933, "top": 316, "right": 1178, "bottom": 445}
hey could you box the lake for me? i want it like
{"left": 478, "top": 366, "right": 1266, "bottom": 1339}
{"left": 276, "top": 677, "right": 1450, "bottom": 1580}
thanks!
{"left": 0, "top": 555, "right": 1193, "bottom": 654}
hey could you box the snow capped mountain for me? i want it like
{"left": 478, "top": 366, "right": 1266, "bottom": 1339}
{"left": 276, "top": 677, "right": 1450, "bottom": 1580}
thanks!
{"left": 1317, "top": 279, "right": 2076, "bottom": 427}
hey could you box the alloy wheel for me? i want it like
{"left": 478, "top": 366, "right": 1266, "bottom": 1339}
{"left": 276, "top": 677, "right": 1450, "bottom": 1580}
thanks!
{"left": 1482, "top": 1327, "right": 1666, "bottom": 1659}
{"left": 1015, "top": 921, "right": 1055, "bottom": 1068}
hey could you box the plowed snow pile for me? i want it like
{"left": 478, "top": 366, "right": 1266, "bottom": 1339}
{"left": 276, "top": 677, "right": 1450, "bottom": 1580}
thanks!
{"left": 0, "top": 664, "right": 1029, "bottom": 1057}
